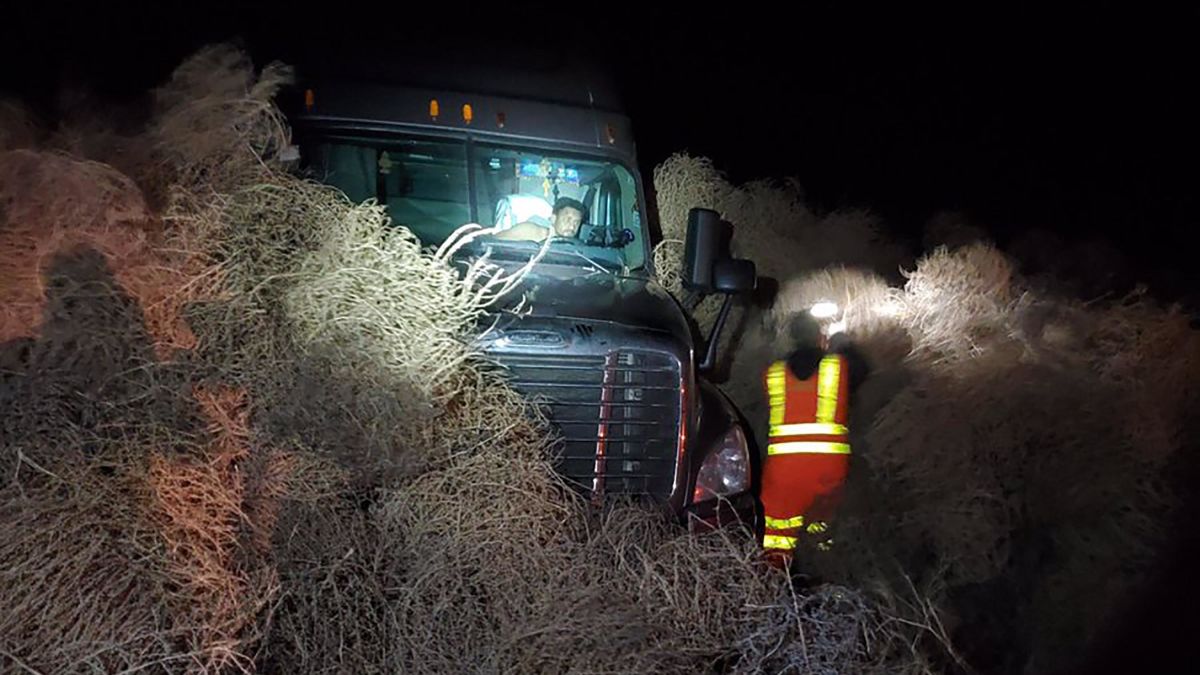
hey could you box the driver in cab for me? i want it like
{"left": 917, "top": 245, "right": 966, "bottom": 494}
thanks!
{"left": 494, "top": 196, "right": 587, "bottom": 242}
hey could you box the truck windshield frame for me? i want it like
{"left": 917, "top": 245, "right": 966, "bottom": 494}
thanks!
{"left": 297, "top": 128, "right": 652, "bottom": 277}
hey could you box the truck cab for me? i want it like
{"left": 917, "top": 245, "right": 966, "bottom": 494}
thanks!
{"left": 287, "top": 67, "right": 759, "bottom": 529}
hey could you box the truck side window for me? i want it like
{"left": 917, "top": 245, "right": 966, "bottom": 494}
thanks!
{"left": 615, "top": 168, "right": 645, "bottom": 270}
{"left": 379, "top": 139, "right": 469, "bottom": 242}
{"left": 305, "top": 136, "right": 470, "bottom": 245}
{"left": 304, "top": 142, "right": 375, "bottom": 205}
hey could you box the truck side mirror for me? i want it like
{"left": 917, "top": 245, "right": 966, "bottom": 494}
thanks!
{"left": 682, "top": 207, "right": 756, "bottom": 295}
{"left": 712, "top": 258, "right": 757, "bottom": 294}
{"left": 682, "top": 208, "right": 727, "bottom": 293}
{"left": 682, "top": 208, "right": 759, "bottom": 373}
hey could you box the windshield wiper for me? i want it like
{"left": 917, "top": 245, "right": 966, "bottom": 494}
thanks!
{"left": 469, "top": 241, "right": 539, "bottom": 261}
{"left": 540, "top": 245, "right": 621, "bottom": 274}
{"left": 467, "top": 239, "right": 623, "bottom": 273}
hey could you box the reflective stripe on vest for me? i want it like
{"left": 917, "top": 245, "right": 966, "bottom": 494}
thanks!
{"left": 816, "top": 355, "right": 842, "bottom": 423}
{"left": 767, "top": 361, "right": 788, "bottom": 428}
{"left": 769, "top": 422, "right": 848, "bottom": 438}
{"left": 763, "top": 534, "right": 798, "bottom": 551}
{"left": 764, "top": 514, "right": 806, "bottom": 530}
{"left": 767, "top": 441, "right": 851, "bottom": 456}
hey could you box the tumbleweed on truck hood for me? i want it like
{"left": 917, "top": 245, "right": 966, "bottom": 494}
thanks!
{"left": 486, "top": 273, "right": 694, "bottom": 347}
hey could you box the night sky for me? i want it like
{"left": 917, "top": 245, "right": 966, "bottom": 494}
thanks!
{"left": 4, "top": 2, "right": 1197, "bottom": 301}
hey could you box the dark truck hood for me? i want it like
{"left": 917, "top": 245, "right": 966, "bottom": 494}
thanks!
{"left": 486, "top": 274, "right": 695, "bottom": 347}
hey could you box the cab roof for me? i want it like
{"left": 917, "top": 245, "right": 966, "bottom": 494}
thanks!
{"left": 286, "top": 48, "right": 636, "bottom": 160}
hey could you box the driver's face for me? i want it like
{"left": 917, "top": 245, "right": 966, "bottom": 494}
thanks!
{"left": 551, "top": 207, "right": 584, "bottom": 237}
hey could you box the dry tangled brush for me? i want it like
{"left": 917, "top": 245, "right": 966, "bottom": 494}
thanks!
{"left": 649, "top": 118, "right": 1199, "bottom": 671}
{"left": 651, "top": 153, "right": 908, "bottom": 337}
{"left": 0, "top": 44, "right": 940, "bottom": 674}
{"left": 9, "top": 38, "right": 1186, "bottom": 674}
{"left": 653, "top": 180, "right": 1200, "bottom": 672}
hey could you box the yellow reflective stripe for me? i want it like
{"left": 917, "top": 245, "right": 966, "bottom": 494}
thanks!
{"left": 816, "top": 356, "right": 841, "bottom": 423}
{"left": 806, "top": 521, "right": 829, "bottom": 534}
{"left": 817, "top": 539, "right": 834, "bottom": 551}
{"left": 767, "top": 441, "right": 851, "bottom": 455}
{"left": 763, "top": 534, "right": 798, "bottom": 550}
{"left": 766, "top": 361, "right": 787, "bottom": 427}
{"left": 767, "top": 360, "right": 788, "bottom": 383}
{"left": 764, "top": 514, "right": 805, "bottom": 530}
{"left": 769, "top": 422, "right": 848, "bottom": 438}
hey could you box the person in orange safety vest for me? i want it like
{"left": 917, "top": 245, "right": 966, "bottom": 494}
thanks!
{"left": 760, "top": 310, "right": 862, "bottom": 567}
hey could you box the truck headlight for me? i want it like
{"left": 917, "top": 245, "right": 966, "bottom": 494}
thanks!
{"left": 692, "top": 426, "right": 751, "bottom": 503}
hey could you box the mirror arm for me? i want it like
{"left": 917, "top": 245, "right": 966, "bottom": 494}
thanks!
{"left": 699, "top": 293, "right": 735, "bottom": 373}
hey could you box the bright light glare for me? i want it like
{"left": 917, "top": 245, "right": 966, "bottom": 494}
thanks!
{"left": 810, "top": 301, "right": 839, "bottom": 319}
{"left": 827, "top": 320, "right": 847, "bottom": 336}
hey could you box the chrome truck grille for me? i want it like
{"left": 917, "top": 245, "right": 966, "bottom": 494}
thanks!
{"left": 487, "top": 350, "right": 683, "bottom": 497}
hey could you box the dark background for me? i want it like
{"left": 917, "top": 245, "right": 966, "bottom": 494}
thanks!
{"left": 4, "top": 3, "right": 1197, "bottom": 288}
{"left": 4, "top": 3, "right": 1196, "bottom": 296}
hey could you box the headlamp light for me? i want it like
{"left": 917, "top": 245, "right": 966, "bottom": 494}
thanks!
{"left": 810, "top": 301, "right": 840, "bottom": 319}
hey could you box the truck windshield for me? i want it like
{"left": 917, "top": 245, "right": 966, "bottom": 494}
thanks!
{"left": 302, "top": 135, "right": 649, "bottom": 273}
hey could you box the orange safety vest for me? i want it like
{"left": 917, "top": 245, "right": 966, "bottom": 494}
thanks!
{"left": 760, "top": 354, "right": 851, "bottom": 557}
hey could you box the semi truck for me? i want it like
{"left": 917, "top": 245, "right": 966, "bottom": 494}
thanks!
{"left": 286, "top": 59, "right": 760, "bottom": 530}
